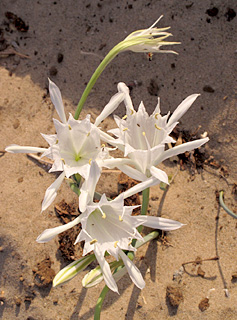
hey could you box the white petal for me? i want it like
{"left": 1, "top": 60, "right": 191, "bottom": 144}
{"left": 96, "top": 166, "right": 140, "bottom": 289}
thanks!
{"left": 36, "top": 216, "right": 81, "bottom": 243}
{"left": 117, "top": 165, "right": 147, "bottom": 181}
{"left": 154, "top": 137, "right": 209, "bottom": 166}
{"left": 94, "top": 92, "right": 124, "bottom": 127}
{"left": 167, "top": 94, "right": 200, "bottom": 127}
{"left": 5, "top": 144, "right": 47, "bottom": 154}
{"left": 123, "top": 176, "right": 159, "bottom": 200}
{"left": 48, "top": 79, "right": 67, "bottom": 124}
{"left": 79, "top": 161, "right": 101, "bottom": 212}
{"left": 132, "top": 215, "right": 184, "bottom": 231}
{"left": 119, "top": 250, "right": 145, "bottom": 290}
{"left": 150, "top": 166, "right": 169, "bottom": 184}
{"left": 117, "top": 82, "right": 134, "bottom": 113}
{"left": 94, "top": 247, "right": 118, "bottom": 293}
{"left": 41, "top": 172, "right": 65, "bottom": 212}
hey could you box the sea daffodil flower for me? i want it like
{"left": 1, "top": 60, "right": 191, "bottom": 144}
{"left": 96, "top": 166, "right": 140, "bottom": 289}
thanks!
{"left": 37, "top": 161, "right": 184, "bottom": 293}
{"left": 5, "top": 80, "right": 124, "bottom": 212}
{"left": 118, "top": 16, "right": 179, "bottom": 54}
{"left": 100, "top": 82, "right": 209, "bottom": 183}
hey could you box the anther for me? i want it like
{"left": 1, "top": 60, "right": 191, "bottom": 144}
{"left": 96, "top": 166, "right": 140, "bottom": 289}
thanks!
{"left": 102, "top": 212, "right": 106, "bottom": 219}
{"left": 101, "top": 144, "right": 105, "bottom": 148}
{"left": 55, "top": 139, "right": 59, "bottom": 144}
{"left": 61, "top": 158, "right": 65, "bottom": 164}
{"left": 142, "top": 131, "right": 146, "bottom": 136}
{"left": 87, "top": 132, "right": 90, "bottom": 137}
{"left": 122, "top": 115, "right": 127, "bottom": 120}
{"left": 155, "top": 113, "right": 160, "bottom": 119}
{"left": 119, "top": 216, "right": 123, "bottom": 222}
{"left": 89, "top": 158, "right": 92, "bottom": 165}
{"left": 68, "top": 125, "right": 72, "bottom": 130}
{"left": 114, "top": 241, "right": 118, "bottom": 248}
{"left": 130, "top": 109, "right": 134, "bottom": 115}
{"left": 155, "top": 124, "right": 161, "bottom": 130}
{"left": 123, "top": 128, "right": 128, "bottom": 132}
{"left": 90, "top": 239, "right": 97, "bottom": 245}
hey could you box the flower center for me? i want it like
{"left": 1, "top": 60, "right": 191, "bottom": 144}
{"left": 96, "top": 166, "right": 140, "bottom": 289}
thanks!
{"left": 75, "top": 153, "right": 81, "bottom": 162}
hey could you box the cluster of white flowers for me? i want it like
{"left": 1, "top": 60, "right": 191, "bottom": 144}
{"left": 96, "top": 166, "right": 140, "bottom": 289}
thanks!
{"left": 6, "top": 79, "right": 208, "bottom": 293}
{"left": 5, "top": 18, "right": 209, "bottom": 294}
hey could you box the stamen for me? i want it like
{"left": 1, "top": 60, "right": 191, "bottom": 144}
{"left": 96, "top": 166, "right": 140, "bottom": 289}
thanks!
{"left": 89, "top": 158, "right": 92, "bottom": 165}
{"left": 98, "top": 206, "right": 106, "bottom": 219}
{"left": 90, "top": 239, "right": 97, "bottom": 245}
{"left": 155, "top": 113, "right": 160, "bottom": 119}
{"left": 119, "top": 216, "right": 123, "bottom": 222}
{"left": 87, "top": 132, "right": 90, "bottom": 137}
{"left": 68, "top": 124, "right": 72, "bottom": 130}
{"left": 128, "top": 240, "right": 132, "bottom": 246}
{"left": 130, "top": 109, "right": 134, "bottom": 115}
{"left": 101, "top": 144, "right": 105, "bottom": 148}
{"left": 155, "top": 124, "right": 161, "bottom": 130}
{"left": 114, "top": 241, "right": 118, "bottom": 248}
{"left": 142, "top": 131, "right": 146, "bottom": 136}
{"left": 61, "top": 158, "right": 65, "bottom": 164}
{"left": 55, "top": 139, "right": 59, "bottom": 144}
{"left": 122, "top": 114, "right": 127, "bottom": 120}
{"left": 123, "top": 128, "right": 128, "bottom": 132}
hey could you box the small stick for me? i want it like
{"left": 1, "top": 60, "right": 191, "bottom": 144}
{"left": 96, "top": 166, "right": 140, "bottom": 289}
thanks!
{"left": 182, "top": 256, "right": 219, "bottom": 266}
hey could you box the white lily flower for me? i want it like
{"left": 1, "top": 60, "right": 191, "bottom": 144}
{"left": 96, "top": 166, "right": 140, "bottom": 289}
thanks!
{"left": 118, "top": 16, "right": 180, "bottom": 54}
{"left": 37, "top": 161, "right": 184, "bottom": 293}
{"left": 100, "top": 82, "right": 209, "bottom": 183}
{"left": 5, "top": 80, "right": 124, "bottom": 212}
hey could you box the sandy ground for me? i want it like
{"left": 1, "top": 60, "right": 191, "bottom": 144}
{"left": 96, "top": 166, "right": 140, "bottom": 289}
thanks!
{"left": 0, "top": 1, "right": 237, "bottom": 319}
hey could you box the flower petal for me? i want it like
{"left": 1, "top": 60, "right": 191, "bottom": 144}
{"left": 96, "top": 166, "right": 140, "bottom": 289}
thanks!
{"left": 153, "top": 137, "right": 209, "bottom": 166}
{"left": 150, "top": 166, "right": 169, "bottom": 184}
{"left": 5, "top": 144, "right": 47, "bottom": 154}
{"left": 94, "top": 247, "right": 119, "bottom": 293}
{"left": 123, "top": 176, "right": 159, "bottom": 200}
{"left": 79, "top": 161, "right": 101, "bottom": 212}
{"left": 48, "top": 79, "right": 67, "bottom": 124}
{"left": 36, "top": 216, "right": 81, "bottom": 243}
{"left": 167, "top": 94, "right": 200, "bottom": 127}
{"left": 117, "top": 165, "right": 147, "bottom": 182}
{"left": 41, "top": 172, "right": 65, "bottom": 212}
{"left": 94, "top": 92, "right": 124, "bottom": 127}
{"left": 131, "top": 215, "right": 184, "bottom": 231}
{"left": 119, "top": 250, "right": 145, "bottom": 290}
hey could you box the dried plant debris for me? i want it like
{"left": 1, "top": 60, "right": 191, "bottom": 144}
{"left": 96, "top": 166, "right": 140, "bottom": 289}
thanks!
{"left": 118, "top": 172, "right": 140, "bottom": 215}
{"left": 166, "top": 285, "right": 184, "bottom": 307}
{"left": 171, "top": 126, "right": 209, "bottom": 174}
{"left": 55, "top": 200, "right": 84, "bottom": 261}
{"left": 199, "top": 297, "right": 210, "bottom": 312}
{"left": 5, "top": 12, "right": 29, "bottom": 32}
{"left": 32, "top": 257, "right": 55, "bottom": 288}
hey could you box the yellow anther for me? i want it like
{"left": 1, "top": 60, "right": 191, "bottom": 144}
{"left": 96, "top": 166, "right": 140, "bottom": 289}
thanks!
{"left": 155, "top": 124, "right": 161, "bottom": 130}
{"left": 89, "top": 158, "right": 92, "bottom": 165}
{"left": 90, "top": 239, "right": 98, "bottom": 245}
{"left": 128, "top": 240, "right": 132, "bottom": 246}
{"left": 68, "top": 124, "right": 72, "bottom": 130}
{"left": 142, "top": 131, "right": 146, "bottom": 136}
{"left": 119, "top": 216, "right": 123, "bottom": 222}
{"left": 130, "top": 109, "right": 134, "bottom": 115}
{"left": 122, "top": 114, "right": 127, "bottom": 120}
{"left": 101, "top": 144, "right": 105, "bottom": 148}
{"left": 55, "top": 139, "right": 59, "bottom": 144}
{"left": 114, "top": 241, "right": 118, "bottom": 248}
{"left": 123, "top": 128, "right": 128, "bottom": 132}
{"left": 102, "top": 212, "right": 106, "bottom": 219}
{"left": 61, "top": 158, "right": 65, "bottom": 164}
{"left": 87, "top": 132, "right": 90, "bottom": 137}
{"left": 155, "top": 113, "right": 160, "bottom": 119}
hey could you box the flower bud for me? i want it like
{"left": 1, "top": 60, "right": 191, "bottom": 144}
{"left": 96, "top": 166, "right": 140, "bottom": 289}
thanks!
{"left": 53, "top": 254, "right": 95, "bottom": 287}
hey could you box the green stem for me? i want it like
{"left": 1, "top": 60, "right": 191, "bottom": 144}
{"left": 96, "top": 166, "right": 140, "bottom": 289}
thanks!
{"left": 137, "top": 187, "right": 150, "bottom": 233}
{"left": 74, "top": 44, "right": 122, "bottom": 120}
{"left": 219, "top": 190, "right": 237, "bottom": 219}
{"left": 94, "top": 285, "right": 109, "bottom": 320}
